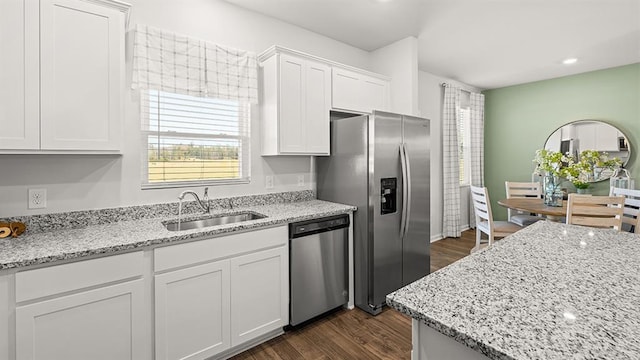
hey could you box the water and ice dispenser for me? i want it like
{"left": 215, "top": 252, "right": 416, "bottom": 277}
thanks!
{"left": 380, "top": 177, "right": 397, "bottom": 214}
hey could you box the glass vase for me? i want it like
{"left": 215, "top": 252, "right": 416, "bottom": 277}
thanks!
{"left": 544, "top": 174, "right": 563, "bottom": 207}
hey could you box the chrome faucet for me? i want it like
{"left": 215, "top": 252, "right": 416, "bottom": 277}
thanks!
{"left": 178, "top": 187, "right": 210, "bottom": 213}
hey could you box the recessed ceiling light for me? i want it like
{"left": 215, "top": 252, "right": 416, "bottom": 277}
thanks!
{"left": 562, "top": 58, "right": 578, "bottom": 65}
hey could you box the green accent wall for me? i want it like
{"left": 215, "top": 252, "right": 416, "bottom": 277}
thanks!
{"left": 484, "top": 63, "right": 640, "bottom": 220}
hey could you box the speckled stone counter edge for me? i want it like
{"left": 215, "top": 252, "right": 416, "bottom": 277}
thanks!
{"left": 386, "top": 298, "right": 511, "bottom": 360}
{"left": 0, "top": 190, "right": 314, "bottom": 234}
{"left": 385, "top": 221, "right": 640, "bottom": 360}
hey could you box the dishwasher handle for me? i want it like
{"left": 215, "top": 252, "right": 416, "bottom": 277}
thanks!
{"left": 289, "top": 214, "right": 350, "bottom": 239}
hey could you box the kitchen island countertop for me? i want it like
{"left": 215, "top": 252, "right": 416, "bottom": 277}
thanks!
{"left": 387, "top": 220, "right": 640, "bottom": 360}
{"left": 0, "top": 197, "right": 355, "bottom": 270}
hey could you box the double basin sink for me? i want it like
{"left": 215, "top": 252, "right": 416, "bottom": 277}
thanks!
{"left": 164, "top": 211, "right": 267, "bottom": 232}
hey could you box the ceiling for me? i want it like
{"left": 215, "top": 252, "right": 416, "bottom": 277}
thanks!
{"left": 224, "top": 0, "right": 640, "bottom": 89}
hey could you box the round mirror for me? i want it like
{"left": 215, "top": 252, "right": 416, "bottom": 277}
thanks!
{"left": 544, "top": 120, "right": 631, "bottom": 182}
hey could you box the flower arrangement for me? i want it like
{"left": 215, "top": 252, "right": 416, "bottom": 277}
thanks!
{"left": 533, "top": 149, "right": 573, "bottom": 205}
{"left": 534, "top": 149, "right": 622, "bottom": 192}
{"left": 564, "top": 150, "right": 621, "bottom": 189}
{"left": 532, "top": 149, "right": 574, "bottom": 178}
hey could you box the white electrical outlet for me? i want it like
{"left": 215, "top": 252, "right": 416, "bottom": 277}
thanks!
{"left": 297, "top": 175, "right": 305, "bottom": 187}
{"left": 265, "top": 175, "right": 274, "bottom": 189}
{"left": 28, "top": 188, "right": 47, "bottom": 209}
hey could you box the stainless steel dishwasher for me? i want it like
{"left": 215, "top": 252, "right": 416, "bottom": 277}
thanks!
{"left": 289, "top": 214, "right": 349, "bottom": 326}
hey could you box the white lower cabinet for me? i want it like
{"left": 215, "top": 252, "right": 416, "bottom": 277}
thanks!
{"left": 15, "top": 279, "right": 146, "bottom": 360}
{"left": 230, "top": 247, "right": 288, "bottom": 346}
{"left": 6, "top": 226, "right": 289, "bottom": 360}
{"left": 153, "top": 225, "right": 289, "bottom": 360}
{"left": 13, "top": 251, "right": 148, "bottom": 360}
{"left": 155, "top": 260, "right": 231, "bottom": 360}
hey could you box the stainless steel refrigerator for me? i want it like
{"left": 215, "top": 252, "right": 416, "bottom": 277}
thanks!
{"left": 316, "top": 110, "right": 430, "bottom": 315}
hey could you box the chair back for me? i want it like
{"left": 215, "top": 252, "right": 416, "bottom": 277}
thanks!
{"left": 504, "top": 181, "right": 542, "bottom": 220}
{"left": 566, "top": 194, "right": 625, "bottom": 230}
{"left": 470, "top": 185, "right": 493, "bottom": 226}
{"left": 609, "top": 187, "right": 640, "bottom": 234}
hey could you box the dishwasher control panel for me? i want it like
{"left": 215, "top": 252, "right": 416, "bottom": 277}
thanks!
{"left": 289, "top": 214, "right": 350, "bottom": 238}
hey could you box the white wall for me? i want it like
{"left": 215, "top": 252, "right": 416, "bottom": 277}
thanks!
{"left": 0, "top": 0, "right": 374, "bottom": 217}
{"left": 370, "top": 37, "right": 420, "bottom": 116}
{"left": 418, "top": 71, "right": 479, "bottom": 241}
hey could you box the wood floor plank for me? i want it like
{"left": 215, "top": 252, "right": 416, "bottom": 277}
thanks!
{"left": 231, "top": 229, "right": 476, "bottom": 360}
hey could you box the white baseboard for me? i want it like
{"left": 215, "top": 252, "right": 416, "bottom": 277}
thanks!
{"left": 430, "top": 225, "right": 471, "bottom": 243}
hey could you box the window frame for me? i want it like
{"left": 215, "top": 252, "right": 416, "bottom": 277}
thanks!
{"left": 140, "top": 89, "right": 251, "bottom": 190}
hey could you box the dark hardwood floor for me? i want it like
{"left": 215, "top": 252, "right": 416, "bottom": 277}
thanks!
{"left": 230, "top": 229, "right": 477, "bottom": 360}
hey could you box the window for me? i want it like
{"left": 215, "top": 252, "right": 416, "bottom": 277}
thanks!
{"left": 141, "top": 90, "right": 250, "bottom": 188}
{"left": 458, "top": 106, "right": 471, "bottom": 185}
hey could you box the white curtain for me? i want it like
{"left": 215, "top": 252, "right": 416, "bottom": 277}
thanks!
{"left": 132, "top": 25, "right": 258, "bottom": 104}
{"left": 442, "top": 86, "right": 462, "bottom": 238}
{"left": 468, "top": 92, "right": 485, "bottom": 228}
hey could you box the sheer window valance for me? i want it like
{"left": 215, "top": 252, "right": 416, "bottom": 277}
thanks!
{"left": 132, "top": 25, "right": 258, "bottom": 104}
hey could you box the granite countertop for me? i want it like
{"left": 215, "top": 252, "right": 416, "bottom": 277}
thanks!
{"left": 0, "top": 193, "right": 355, "bottom": 270}
{"left": 387, "top": 221, "right": 640, "bottom": 360}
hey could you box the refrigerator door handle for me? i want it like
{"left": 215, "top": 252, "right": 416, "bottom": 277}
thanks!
{"left": 403, "top": 143, "right": 412, "bottom": 238}
{"left": 399, "top": 143, "right": 409, "bottom": 241}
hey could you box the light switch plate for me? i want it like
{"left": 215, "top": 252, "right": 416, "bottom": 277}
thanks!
{"left": 297, "top": 175, "right": 305, "bottom": 187}
{"left": 28, "top": 188, "right": 47, "bottom": 209}
{"left": 265, "top": 176, "right": 274, "bottom": 189}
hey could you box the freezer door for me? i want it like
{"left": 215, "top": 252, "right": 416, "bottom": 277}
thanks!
{"left": 370, "top": 112, "right": 404, "bottom": 308}
{"left": 402, "top": 116, "right": 431, "bottom": 284}
{"left": 316, "top": 114, "right": 370, "bottom": 313}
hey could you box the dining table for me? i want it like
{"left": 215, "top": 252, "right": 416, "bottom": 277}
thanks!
{"left": 498, "top": 197, "right": 567, "bottom": 222}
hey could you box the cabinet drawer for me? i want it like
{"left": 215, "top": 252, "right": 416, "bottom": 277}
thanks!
{"left": 154, "top": 226, "right": 287, "bottom": 272}
{"left": 16, "top": 251, "right": 143, "bottom": 302}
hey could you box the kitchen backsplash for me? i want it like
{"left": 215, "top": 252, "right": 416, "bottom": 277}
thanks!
{"left": 1, "top": 190, "right": 314, "bottom": 234}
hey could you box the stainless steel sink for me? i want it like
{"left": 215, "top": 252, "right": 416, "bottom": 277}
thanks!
{"left": 164, "top": 212, "right": 267, "bottom": 231}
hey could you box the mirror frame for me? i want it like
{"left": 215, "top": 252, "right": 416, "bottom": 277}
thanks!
{"left": 544, "top": 119, "right": 631, "bottom": 183}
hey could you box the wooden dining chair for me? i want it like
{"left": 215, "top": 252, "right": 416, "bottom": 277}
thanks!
{"left": 609, "top": 187, "right": 640, "bottom": 233}
{"left": 470, "top": 185, "right": 522, "bottom": 253}
{"left": 504, "top": 181, "right": 543, "bottom": 226}
{"left": 566, "top": 194, "right": 625, "bottom": 231}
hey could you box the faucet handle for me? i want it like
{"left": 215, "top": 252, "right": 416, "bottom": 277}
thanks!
{"left": 203, "top": 187, "right": 209, "bottom": 200}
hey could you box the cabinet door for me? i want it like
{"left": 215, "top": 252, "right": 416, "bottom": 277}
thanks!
{"left": 332, "top": 68, "right": 390, "bottom": 113}
{"left": 304, "top": 61, "right": 331, "bottom": 155}
{"left": 40, "top": 0, "right": 123, "bottom": 150}
{"left": 0, "top": 0, "right": 39, "bottom": 149}
{"left": 16, "top": 279, "right": 147, "bottom": 360}
{"left": 332, "top": 68, "right": 362, "bottom": 112}
{"left": 155, "top": 260, "right": 231, "bottom": 360}
{"left": 279, "top": 54, "right": 306, "bottom": 153}
{"left": 361, "top": 74, "right": 390, "bottom": 112}
{"left": 230, "top": 246, "right": 288, "bottom": 346}
{"left": 574, "top": 122, "right": 596, "bottom": 152}
{"left": 595, "top": 123, "right": 619, "bottom": 151}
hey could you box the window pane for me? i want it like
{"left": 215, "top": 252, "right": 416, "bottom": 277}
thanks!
{"left": 141, "top": 90, "right": 250, "bottom": 187}
{"left": 458, "top": 108, "right": 466, "bottom": 184}
{"left": 458, "top": 107, "right": 471, "bottom": 185}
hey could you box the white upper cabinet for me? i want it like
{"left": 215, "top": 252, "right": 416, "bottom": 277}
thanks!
{"left": 0, "top": 0, "right": 129, "bottom": 153}
{"left": 574, "top": 122, "right": 621, "bottom": 152}
{"left": 260, "top": 50, "right": 331, "bottom": 156}
{"left": 332, "top": 67, "right": 390, "bottom": 114}
{"left": 0, "top": 0, "right": 39, "bottom": 149}
{"left": 40, "top": 0, "right": 126, "bottom": 151}
{"left": 259, "top": 46, "right": 391, "bottom": 156}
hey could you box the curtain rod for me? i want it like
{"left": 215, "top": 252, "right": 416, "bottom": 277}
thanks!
{"left": 440, "top": 82, "right": 477, "bottom": 93}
